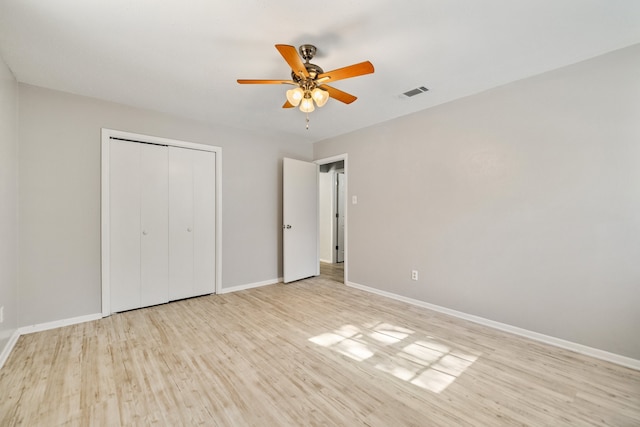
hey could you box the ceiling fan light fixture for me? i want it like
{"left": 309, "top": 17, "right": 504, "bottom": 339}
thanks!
{"left": 299, "top": 96, "right": 315, "bottom": 113}
{"left": 286, "top": 87, "right": 304, "bottom": 106}
{"left": 311, "top": 87, "right": 329, "bottom": 107}
{"left": 237, "top": 44, "right": 375, "bottom": 128}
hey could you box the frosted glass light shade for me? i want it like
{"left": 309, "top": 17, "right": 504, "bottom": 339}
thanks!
{"left": 299, "top": 97, "right": 315, "bottom": 113}
{"left": 311, "top": 88, "right": 329, "bottom": 107}
{"left": 286, "top": 87, "right": 304, "bottom": 106}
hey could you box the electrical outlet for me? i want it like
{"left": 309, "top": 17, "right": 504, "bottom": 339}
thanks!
{"left": 411, "top": 270, "right": 418, "bottom": 281}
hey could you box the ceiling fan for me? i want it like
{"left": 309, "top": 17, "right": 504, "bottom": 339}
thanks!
{"left": 237, "top": 44, "right": 374, "bottom": 127}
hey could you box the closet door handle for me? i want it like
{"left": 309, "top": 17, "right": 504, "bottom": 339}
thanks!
{"left": 187, "top": 227, "right": 192, "bottom": 232}
{"left": 142, "top": 230, "right": 148, "bottom": 236}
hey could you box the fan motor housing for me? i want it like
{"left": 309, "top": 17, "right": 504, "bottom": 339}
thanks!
{"left": 291, "top": 62, "right": 324, "bottom": 82}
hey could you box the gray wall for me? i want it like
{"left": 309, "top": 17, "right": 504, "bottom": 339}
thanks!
{"left": 314, "top": 44, "right": 640, "bottom": 359}
{"left": 18, "top": 84, "right": 312, "bottom": 327}
{"left": 0, "top": 55, "right": 18, "bottom": 350}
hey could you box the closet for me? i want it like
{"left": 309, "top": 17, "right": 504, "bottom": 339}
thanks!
{"left": 103, "top": 131, "right": 218, "bottom": 315}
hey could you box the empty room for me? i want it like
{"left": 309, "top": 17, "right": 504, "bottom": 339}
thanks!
{"left": 1, "top": 1, "right": 639, "bottom": 425}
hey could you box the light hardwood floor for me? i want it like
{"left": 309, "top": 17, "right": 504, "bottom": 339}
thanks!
{"left": 1, "top": 272, "right": 639, "bottom": 426}
{"left": 320, "top": 261, "right": 344, "bottom": 283}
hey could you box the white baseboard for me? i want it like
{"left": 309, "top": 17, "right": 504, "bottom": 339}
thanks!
{"left": 319, "top": 258, "right": 332, "bottom": 264}
{"left": 218, "top": 277, "right": 282, "bottom": 294}
{"left": 0, "top": 329, "right": 21, "bottom": 369}
{"left": 346, "top": 281, "right": 640, "bottom": 371}
{"left": 18, "top": 313, "right": 103, "bottom": 335}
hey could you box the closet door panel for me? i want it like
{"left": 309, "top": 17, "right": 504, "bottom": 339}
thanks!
{"left": 109, "top": 140, "right": 142, "bottom": 312}
{"left": 168, "top": 146, "right": 194, "bottom": 301}
{"left": 140, "top": 144, "right": 169, "bottom": 307}
{"left": 193, "top": 151, "right": 216, "bottom": 296}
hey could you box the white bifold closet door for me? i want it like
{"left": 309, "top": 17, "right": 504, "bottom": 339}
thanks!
{"left": 110, "top": 140, "right": 169, "bottom": 312}
{"left": 168, "top": 146, "right": 216, "bottom": 301}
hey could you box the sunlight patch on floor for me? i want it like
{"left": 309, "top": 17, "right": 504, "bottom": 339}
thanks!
{"left": 309, "top": 321, "right": 479, "bottom": 393}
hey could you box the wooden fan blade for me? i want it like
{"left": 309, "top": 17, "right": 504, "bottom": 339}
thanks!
{"left": 237, "top": 79, "right": 296, "bottom": 85}
{"left": 275, "top": 44, "right": 309, "bottom": 79}
{"left": 322, "top": 85, "right": 357, "bottom": 104}
{"left": 282, "top": 100, "right": 295, "bottom": 108}
{"left": 317, "top": 61, "right": 374, "bottom": 83}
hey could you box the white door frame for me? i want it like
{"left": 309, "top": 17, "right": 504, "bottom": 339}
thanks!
{"left": 336, "top": 171, "right": 345, "bottom": 263}
{"left": 314, "top": 154, "right": 348, "bottom": 283}
{"left": 101, "top": 128, "right": 222, "bottom": 316}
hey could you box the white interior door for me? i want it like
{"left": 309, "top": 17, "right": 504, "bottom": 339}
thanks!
{"left": 169, "top": 146, "right": 195, "bottom": 301}
{"left": 140, "top": 144, "right": 169, "bottom": 307}
{"left": 110, "top": 140, "right": 142, "bottom": 312}
{"left": 283, "top": 158, "right": 319, "bottom": 283}
{"left": 110, "top": 140, "right": 168, "bottom": 312}
{"left": 192, "top": 150, "right": 216, "bottom": 296}
{"left": 169, "top": 147, "right": 216, "bottom": 300}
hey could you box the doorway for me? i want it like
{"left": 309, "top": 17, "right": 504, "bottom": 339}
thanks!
{"left": 316, "top": 154, "right": 347, "bottom": 284}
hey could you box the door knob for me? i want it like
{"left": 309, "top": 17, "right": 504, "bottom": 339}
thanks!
{"left": 187, "top": 227, "right": 192, "bottom": 232}
{"left": 142, "top": 231, "right": 148, "bottom": 236}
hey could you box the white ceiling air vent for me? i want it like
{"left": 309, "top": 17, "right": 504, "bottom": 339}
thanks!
{"left": 402, "top": 86, "right": 429, "bottom": 97}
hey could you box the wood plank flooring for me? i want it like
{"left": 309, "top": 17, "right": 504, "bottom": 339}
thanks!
{"left": 319, "top": 261, "right": 344, "bottom": 283}
{"left": 1, "top": 271, "right": 639, "bottom": 426}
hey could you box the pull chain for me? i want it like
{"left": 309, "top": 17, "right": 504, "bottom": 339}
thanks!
{"left": 306, "top": 113, "right": 310, "bottom": 130}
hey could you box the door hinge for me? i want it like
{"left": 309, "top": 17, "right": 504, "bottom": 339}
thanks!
{"left": 336, "top": 213, "right": 339, "bottom": 218}
{"left": 336, "top": 246, "right": 339, "bottom": 250}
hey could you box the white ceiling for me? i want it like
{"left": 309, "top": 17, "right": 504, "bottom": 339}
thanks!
{"left": 1, "top": 1, "right": 640, "bottom": 143}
